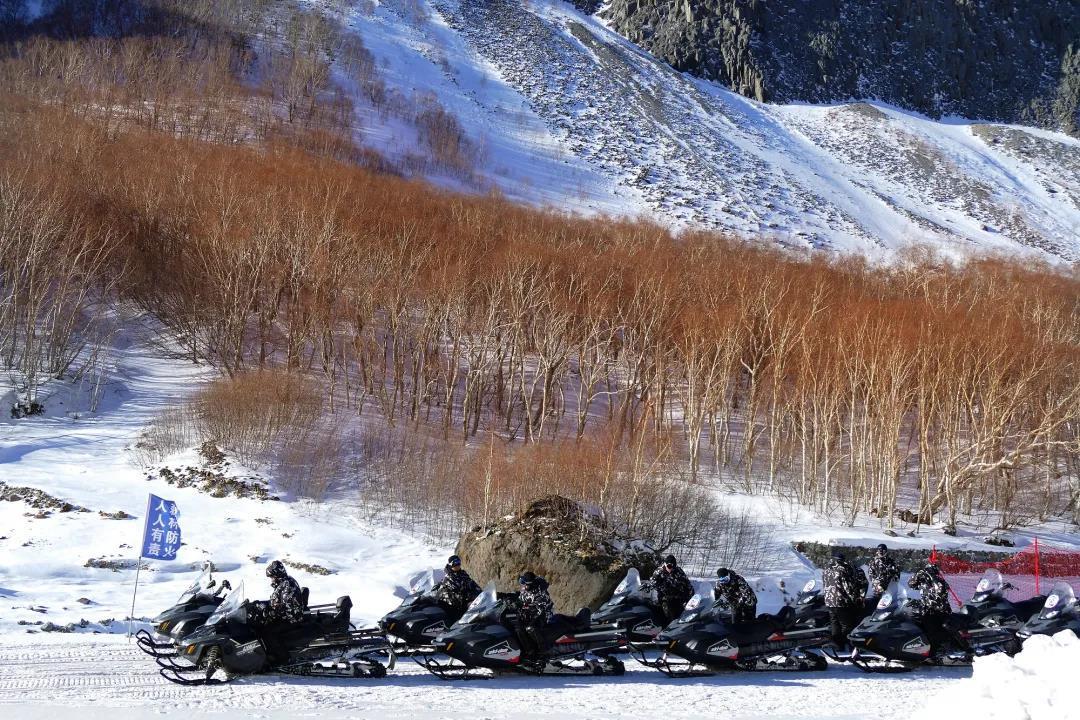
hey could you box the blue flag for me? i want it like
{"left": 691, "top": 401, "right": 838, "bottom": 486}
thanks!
{"left": 140, "top": 494, "right": 181, "bottom": 560}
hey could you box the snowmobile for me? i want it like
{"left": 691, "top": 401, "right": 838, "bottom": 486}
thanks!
{"left": 958, "top": 569, "right": 1045, "bottom": 630}
{"left": 590, "top": 568, "right": 669, "bottom": 642}
{"left": 377, "top": 569, "right": 473, "bottom": 655}
{"left": 846, "top": 571, "right": 1042, "bottom": 673}
{"left": 136, "top": 564, "right": 232, "bottom": 659}
{"left": 632, "top": 577, "right": 836, "bottom": 677}
{"left": 156, "top": 582, "right": 392, "bottom": 685}
{"left": 1017, "top": 581, "right": 1080, "bottom": 640}
{"left": 417, "top": 582, "right": 628, "bottom": 679}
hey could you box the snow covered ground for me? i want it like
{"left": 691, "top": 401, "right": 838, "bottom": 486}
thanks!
{"left": 0, "top": 632, "right": 971, "bottom": 720}
{"left": 1, "top": 316, "right": 1075, "bottom": 718}
{"left": 301, "top": 0, "right": 1080, "bottom": 262}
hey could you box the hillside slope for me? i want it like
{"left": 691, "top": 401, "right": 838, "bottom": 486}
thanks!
{"left": 325, "top": 0, "right": 1079, "bottom": 260}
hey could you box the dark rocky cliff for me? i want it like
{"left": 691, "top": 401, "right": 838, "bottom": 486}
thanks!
{"left": 597, "top": 0, "right": 1080, "bottom": 136}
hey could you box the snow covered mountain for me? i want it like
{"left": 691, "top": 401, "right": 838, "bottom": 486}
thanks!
{"left": 321, "top": 0, "right": 1080, "bottom": 261}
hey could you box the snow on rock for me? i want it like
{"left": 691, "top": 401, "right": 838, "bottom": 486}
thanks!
{"left": 925, "top": 631, "right": 1080, "bottom": 720}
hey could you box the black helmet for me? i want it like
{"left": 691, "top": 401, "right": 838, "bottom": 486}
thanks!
{"left": 664, "top": 555, "right": 677, "bottom": 568}
{"left": 830, "top": 549, "right": 846, "bottom": 562}
{"left": 876, "top": 543, "right": 888, "bottom": 552}
{"left": 266, "top": 560, "right": 287, "bottom": 579}
{"left": 518, "top": 571, "right": 537, "bottom": 588}
{"left": 447, "top": 555, "right": 462, "bottom": 568}
{"left": 715, "top": 567, "right": 732, "bottom": 584}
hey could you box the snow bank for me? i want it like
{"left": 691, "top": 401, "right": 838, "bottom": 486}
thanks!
{"left": 925, "top": 631, "right": 1080, "bottom": 720}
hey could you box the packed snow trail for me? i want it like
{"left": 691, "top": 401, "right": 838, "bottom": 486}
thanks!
{"left": 0, "top": 634, "right": 970, "bottom": 720}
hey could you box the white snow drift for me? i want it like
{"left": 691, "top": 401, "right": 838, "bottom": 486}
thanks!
{"left": 927, "top": 630, "right": 1080, "bottom": 720}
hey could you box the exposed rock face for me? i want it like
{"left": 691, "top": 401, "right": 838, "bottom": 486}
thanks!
{"left": 600, "top": 0, "right": 1080, "bottom": 136}
{"left": 567, "top": 0, "right": 602, "bottom": 12}
{"left": 455, "top": 495, "right": 659, "bottom": 612}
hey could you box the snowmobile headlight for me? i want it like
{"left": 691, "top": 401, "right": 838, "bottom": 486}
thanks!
{"left": 873, "top": 610, "right": 893, "bottom": 621}
{"left": 1043, "top": 610, "right": 1060, "bottom": 620}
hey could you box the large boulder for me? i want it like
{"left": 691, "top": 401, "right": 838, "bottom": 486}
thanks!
{"left": 455, "top": 495, "right": 660, "bottom": 612}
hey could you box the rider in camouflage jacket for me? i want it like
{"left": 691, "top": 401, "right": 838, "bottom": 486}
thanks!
{"left": 823, "top": 555, "right": 868, "bottom": 609}
{"left": 266, "top": 560, "right": 304, "bottom": 624}
{"left": 515, "top": 572, "right": 555, "bottom": 658}
{"left": 435, "top": 555, "right": 482, "bottom": 612}
{"left": 908, "top": 562, "right": 952, "bottom": 617}
{"left": 516, "top": 573, "right": 555, "bottom": 626}
{"left": 823, "top": 553, "right": 868, "bottom": 650}
{"left": 908, "top": 562, "right": 963, "bottom": 654}
{"left": 867, "top": 544, "right": 900, "bottom": 598}
{"left": 713, "top": 568, "right": 758, "bottom": 624}
{"left": 650, "top": 555, "right": 694, "bottom": 622}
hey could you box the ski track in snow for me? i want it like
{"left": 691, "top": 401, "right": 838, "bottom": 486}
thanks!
{"left": 0, "top": 634, "right": 970, "bottom": 720}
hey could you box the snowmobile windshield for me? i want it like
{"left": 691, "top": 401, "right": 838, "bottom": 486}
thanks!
{"left": 599, "top": 568, "right": 653, "bottom": 609}
{"left": 205, "top": 581, "right": 244, "bottom": 626}
{"left": 402, "top": 569, "right": 438, "bottom": 606}
{"left": 971, "top": 569, "right": 1006, "bottom": 602}
{"left": 177, "top": 565, "right": 214, "bottom": 604}
{"left": 797, "top": 574, "right": 823, "bottom": 605}
{"left": 872, "top": 582, "right": 908, "bottom": 620}
{"left": 673, "top": 593, "right": 711, "bottom": 624}
{"left": 412, "top": 568, "right": 436, "bottom": 594}
{"left": 1040, "top": 582, "right": 1077, "bottom": 620}
{"left": 456, "top": 581, "right": 498, "bottom": 626}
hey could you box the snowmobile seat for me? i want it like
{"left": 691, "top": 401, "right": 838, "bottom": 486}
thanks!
{"left": 334, "top": 595, "right": 352, "bottom": 626}
{"left": 301, "top": 587, "right": 310, "bottom": 610}
{"left": 761, "top": 605, "right": 795, "bottom": 629}
{"left": 547, "top": 608, "right": 592, "bottom": 636}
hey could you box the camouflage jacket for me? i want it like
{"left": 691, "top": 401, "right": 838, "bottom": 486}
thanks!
{"left": 867, "top": 553, "right": 900, "bottom": 596}
{"left": 518, "top": 581, "right": 555, "bottom": 626}
{"left": 713, "top": 573, "right": 758, "bottom": 615}
{"left": 651, "top": 565, "right": 694, "bottom": 605}
{"left": 823, "top": 559, "right": 868, "bottom": 609}
{"left": 269, "top": 574, "right": 304, "bottom": 623}
{"left": 436, "top": 566, "right": 482, "bottom": 611}
{"left": 908, "top": 565, "right": 952, "bottom": 616}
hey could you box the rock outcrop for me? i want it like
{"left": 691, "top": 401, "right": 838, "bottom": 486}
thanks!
{"left": 599, "top": 0, "right": 1080, "bottom": 136}
{"left": 454, "top": 495, "right": 659, "bottom": 612}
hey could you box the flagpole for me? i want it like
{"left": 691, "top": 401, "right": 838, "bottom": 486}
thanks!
{"left": 127, "top": 495, "right": 151, "bottom": 640}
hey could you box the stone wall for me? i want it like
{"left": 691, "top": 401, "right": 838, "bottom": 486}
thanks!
{"left": 794, "top": 541, "right": 1017, "bottom": 573}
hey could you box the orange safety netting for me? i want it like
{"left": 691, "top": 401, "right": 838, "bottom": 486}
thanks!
{"left": 931, "top": 540, "right": 1080, "bottom": 608}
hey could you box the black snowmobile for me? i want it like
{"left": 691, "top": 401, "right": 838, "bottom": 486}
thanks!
{"left": 591, "top": 568, "right": 669, "bottom": 642}
{"left": 136, "top": 564, "right": 232, "bottom": 659}
{"left": 418, "top": 582, "right": 628, "bottom": 679}
{"left": 958, "top": 569, "right": 1046, "bottom": 631}
{"left": 633, "top": 577, "right": 836, "bottom": 677}
{"left": 1018, "top": 581, "right": 1080, "bottom": 640}
{"left": 378, "top": 569, "right": 473, "bottom": 655}
{"left": 157, "top": 581, "right": 392, "bottom": 685}
{"left": 846, "top": 571, "right": 1042, "bottom": 673}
